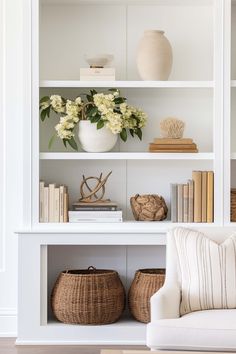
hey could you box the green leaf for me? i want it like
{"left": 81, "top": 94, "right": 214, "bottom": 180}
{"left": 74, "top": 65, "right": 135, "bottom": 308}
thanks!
{"left": 48, "top": 134, "right": 56, "bottom": 149}
{"left": 45, "top": 106, "right": 51, "bottom": 117}
{"left": 67, "top": 137, "right": 78, "bottom": 151}
{"left": 89, "top": 107, "right": 98, "bottom": 117}
{"left": 114, "top": 97, "right": 126, "bottom": 104}
{"left": 129, "top": 129, "right": 134, "bottom": 137}
{"left": 40, "top": 96, "right": 50, "bottom": 103}
{"left": 63, "top": 139, "right": 67, "bottom": 148}
{"left": 86, "top": 94, "right": 93, "bottom": 102}
{"left": 40, "top": 109, "right": 48, "bottom": 122}
{"left": 90, "top": 114, "right": 101, "bottom": 123}
{"left": 90, "top": 89, "right": 97, "bottom": 96}
{"left": 136, "top": 128, "right": 142, "bottom": 140}
{"left": 97, "top": 120, "right": 105, "bottom": 130}
{"left": 120, "top": 128, "right": 127, "bottom": 142}
{"left": 108, "top": 88, "right": 119, "bottom": 92}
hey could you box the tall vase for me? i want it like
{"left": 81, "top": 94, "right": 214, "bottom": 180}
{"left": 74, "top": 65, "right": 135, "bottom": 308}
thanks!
{"left": 78, "top": 120, "right": 118, "bottom": 153}
{"left": 136, "top": 30, "right": 173, "bottom": 81}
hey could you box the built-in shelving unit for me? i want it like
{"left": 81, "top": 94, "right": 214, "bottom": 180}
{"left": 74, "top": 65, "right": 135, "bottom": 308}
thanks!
{"left": 18, "top": 0, "right": 227, "bottom": 346}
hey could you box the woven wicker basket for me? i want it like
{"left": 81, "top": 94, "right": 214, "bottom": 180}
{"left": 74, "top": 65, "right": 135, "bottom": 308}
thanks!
{"left": 231, "top": 189, "right": 236, "bottom": 222}
{"left": 51, "top": 266, "right": 126, "bottom": 325}
{"left": 128, "top": 268, "right": 165, "bottom": 323}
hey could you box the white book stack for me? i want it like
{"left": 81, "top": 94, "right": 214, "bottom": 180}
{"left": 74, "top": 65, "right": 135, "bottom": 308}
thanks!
{"left": 80, "top": 68, "right": 115, "bottom": 81}
{"left": 69, "top": 210, "right": 123, "bottom": 223}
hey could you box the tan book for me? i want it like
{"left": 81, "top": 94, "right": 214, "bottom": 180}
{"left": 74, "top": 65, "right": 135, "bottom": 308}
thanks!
{"left": 207, "top": 171, "right": 214, "bottom": 223}
{"left": 59, "top": 185, "right": 65, "bottom": 223}
{"left": 149, "top": 149, "right": 198, "bottom": 153}
{"left": 201, "top": 171, "right": 207, "bottom": 223}
{"left": 192, "top": 171, "right": 202, "bottom": 222}
{"left": 48, "top": 183, "right": 55, "bottom": 222}
{"left": 54, "top": 187, "right": 60, "bottom": 223}
{"left": 64, "top": 193, "right": 69, "bottom": 222}
{"left": 188, "top": 179, "right": 194, "bottom": 223}
{"left": 43, "top": 186, "right": 49, "bottom": 223}
{"left": 183, "top": 184, "right": 189, "bottom": 223}
{"left": 177, "top": 184, "right": 183, "bottom": 222}
{"left": 153, "top": 138, "right": 193, "bottom": 145}
{"left": 149, "top": 143, "right": 197, "bottom": 150}
{"left": 39, "top": 181, "right": 45, "bottom": 222}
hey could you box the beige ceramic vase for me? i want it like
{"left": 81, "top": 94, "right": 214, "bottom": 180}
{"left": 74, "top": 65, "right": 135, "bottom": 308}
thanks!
{"left": 136, "top": 30, "right": 173, "bottom": 81}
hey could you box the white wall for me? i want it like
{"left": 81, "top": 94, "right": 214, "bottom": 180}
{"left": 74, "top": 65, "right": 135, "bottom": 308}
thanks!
{"left": 0, "top": 0, "right": 24, "bottom": 336}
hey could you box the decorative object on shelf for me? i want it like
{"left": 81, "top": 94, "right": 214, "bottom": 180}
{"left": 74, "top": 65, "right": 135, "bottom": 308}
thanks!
{"left": 85, "top": 54, "right": 114, "bottom": 68}
{"left": 51, "top": 266, "right": 126, "bottom": 325}
{"left": 160, "top": 117, "right": 185, "bottom": 139}
{"left": 80, "top": 54, "right": 115, "bottom": 81}
{"left": 128, "top": 268, "right": 165, "bottom": 323}
{"left": 136, "top": 30, "right": 173, "bottom": 81}
{"left": 79, "top": 171, "right": 112, "bottom": 203}
{"left": 130, "top": 194, "right": 168, "bottom": 221}
{"left": 231, "top": 189, "right": 236, "bottom": 222}
{"left": 39, "top": 89, "right": 147, "bottom": 152}
{"left": 171, "top": 170, "right": 214, "bottom": 223}
{"left": 39, "top": 181, "right": 69, "bottom": 223}
{"left": 149, "top": 138, "right": 198, "bottom": 153}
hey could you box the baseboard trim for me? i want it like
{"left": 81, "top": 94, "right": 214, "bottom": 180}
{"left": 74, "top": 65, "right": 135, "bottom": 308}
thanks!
{"left": 15, "top": 340, "right": 146, "bottom": 346}
{"left": 0, "top": 311, "right": 17, "bottom": 337}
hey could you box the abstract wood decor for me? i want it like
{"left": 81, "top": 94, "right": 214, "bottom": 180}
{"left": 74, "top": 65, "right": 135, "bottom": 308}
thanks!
{"left": 130, "top": 194, "right": 168, "bottom": 221}
{"left": 79, "top": 171, "right": 112, "bottom": 203}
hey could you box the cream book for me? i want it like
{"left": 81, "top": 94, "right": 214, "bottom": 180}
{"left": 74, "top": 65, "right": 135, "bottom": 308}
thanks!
{"left": 64, "top": 193, "right": 69, "bottom": 223}
{"left": 201, "top": 171, "right": 207, "bottom": 222}
{"left": 188, "top": 179, "right": 194, "bottom": 223}
{"left": 177, "top": 184, "right": 183, "bottom": 222}
{"left": 192, "top": 171, "right": 202, "bottom": 222}
{"left": 39, "top": 181, "right": 45, "bottom": 222}
{"left": 183, "top": 184, "right": 189, "bottom": 223}
{"left": 43, "top": 186, "right": 49, "bottom": 223}
{"left": 207, "top": 171, "right": 214, "bottom": 223}
{"left": 59, "top": 185, "right": 65, "bottom": 223}
{"left": 48, "top": 183, "right": 55, "bottom": 222}
{"left": 54, "top": 187, "right": 60, "bottom": 223}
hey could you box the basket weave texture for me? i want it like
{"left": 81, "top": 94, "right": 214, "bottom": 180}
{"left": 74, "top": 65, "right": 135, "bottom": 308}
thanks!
{"left": 231, "top": 189, "right": 236, "bottom": 222}
{"left": 128, "top": 268, "right": 165, "bottom": 323}
{"left": 51, "top": 267, "right": 126, "bottom": 325}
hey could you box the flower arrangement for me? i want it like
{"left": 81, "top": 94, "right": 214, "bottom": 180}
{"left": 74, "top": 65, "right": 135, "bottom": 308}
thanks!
{"left": 40, "top": 89, "right": 147, "bottom": 151}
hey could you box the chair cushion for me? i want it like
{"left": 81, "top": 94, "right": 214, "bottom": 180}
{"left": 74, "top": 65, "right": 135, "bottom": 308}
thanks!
{"left": 147, "top": 309, "right": 236, "bottom": 351}
{"left": 173, "top": 227, "right": 236, "bottom": 315}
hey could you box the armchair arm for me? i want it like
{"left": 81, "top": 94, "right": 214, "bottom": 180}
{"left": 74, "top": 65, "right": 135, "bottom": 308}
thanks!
{"left": 150, "top": 283, "right": 181, "bottom": 321}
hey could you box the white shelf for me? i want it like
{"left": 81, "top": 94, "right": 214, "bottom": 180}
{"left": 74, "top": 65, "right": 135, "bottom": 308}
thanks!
{"left": 40, "top": 152, "right": 214, "bottom": 160}
{"left": 41, "top": 0, "right": 213, "bottom": 6}
{"left": 40, "top": 80, "right": 214, "bottom": 89}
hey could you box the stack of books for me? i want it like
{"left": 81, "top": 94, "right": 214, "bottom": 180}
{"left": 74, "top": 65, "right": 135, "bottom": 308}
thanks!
{"left": 69, "top": 201, "right": 122, "bottom": 223}
{"left": 171, "top": 170, "right": 214, "bottom": 223}
{"left": 149, "top": 138, "right": 198, "bottom": 153}
{"left": 80, "top": 68, "right": 115, "bottom": 81}
{"left": 39, "top": 181, "right": 69, "bottom": 223}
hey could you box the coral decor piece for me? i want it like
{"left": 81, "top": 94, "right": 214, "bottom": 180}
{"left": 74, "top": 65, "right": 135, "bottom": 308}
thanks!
{"left": 130, "top": 194, "right": 168, "bottom": 221}
{"left": 160, "top": 117, "right": 185, "bottom": 139}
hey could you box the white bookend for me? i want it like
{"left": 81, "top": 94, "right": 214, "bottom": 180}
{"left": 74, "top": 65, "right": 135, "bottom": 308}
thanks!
{"left": 43, "top": 186, "right": 49, "bottom": 223}
{"left": 48, "top": 183, "right": 55, "bottom": 222}
{"left": 54, "top": 187, "right": 60, "bottom": 223}
{"left": 59, "top": 186, "right": 65, "bottom": 223}
{"left": 39, "top": 181, "right": 45, "bottom": 222}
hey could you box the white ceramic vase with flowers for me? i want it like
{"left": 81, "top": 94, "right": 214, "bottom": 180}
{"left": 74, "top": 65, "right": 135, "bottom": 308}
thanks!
{"left": 39, "top": 89, "right": 147, "bottom": 153}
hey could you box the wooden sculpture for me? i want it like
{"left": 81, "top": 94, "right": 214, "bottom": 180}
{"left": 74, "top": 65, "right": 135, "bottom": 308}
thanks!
{"left": 79, "top": 171, "right": 112, "bottom": 203}
{"left": 130, "top": 194, "right": 168, "bottom": 221}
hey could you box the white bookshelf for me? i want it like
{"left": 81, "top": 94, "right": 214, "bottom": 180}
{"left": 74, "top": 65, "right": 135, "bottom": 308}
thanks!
{"left": 18, "top": 0, "right": 227, "bottom": 346}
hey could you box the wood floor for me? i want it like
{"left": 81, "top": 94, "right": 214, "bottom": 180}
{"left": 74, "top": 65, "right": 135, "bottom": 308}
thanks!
{"left": 0, "top": 338, "right": 147, "bottom": 354}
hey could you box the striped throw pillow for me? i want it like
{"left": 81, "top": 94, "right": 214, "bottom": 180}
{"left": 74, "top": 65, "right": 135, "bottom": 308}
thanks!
{"left": 173, "top": 227, "right": 236, "bottom": 316}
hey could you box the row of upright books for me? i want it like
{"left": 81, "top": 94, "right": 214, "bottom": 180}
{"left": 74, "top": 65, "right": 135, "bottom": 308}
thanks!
{"left": 171, "top": 171, "right": 214, "bottom": 223}
{"left": 39, "top": 181, "right": 69, "bottom": 223}
{"left": 69, "top": 201, "right": 122, "bottom": 223}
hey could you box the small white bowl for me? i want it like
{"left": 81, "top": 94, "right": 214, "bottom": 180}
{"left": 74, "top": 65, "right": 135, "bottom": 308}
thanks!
{"left": 85, "top": 54, "right": 114, "bottom": 67}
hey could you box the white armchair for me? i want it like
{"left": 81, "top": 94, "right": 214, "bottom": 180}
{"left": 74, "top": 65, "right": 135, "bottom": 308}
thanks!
{"left": 147, "top": 227, "right": 236, "bottom": 351}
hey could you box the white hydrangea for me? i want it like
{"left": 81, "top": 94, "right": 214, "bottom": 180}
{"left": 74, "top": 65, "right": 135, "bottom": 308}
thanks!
{"left": 75, "top": 97, "right": 82, "bottom": 105}
{"left": 105, "top": 112, "right": 123, "bottom": 134}
{"left": 50, "top": 95, "right": 65, "bottom": 113}
{"left": 93, "top": 93, "right": 115, "bottom": 115}
{"left": 66, "top": 100, "right": 80, "bottom": 117}
{"left": 40, "top": 101, "right": 50, "bottom": 110}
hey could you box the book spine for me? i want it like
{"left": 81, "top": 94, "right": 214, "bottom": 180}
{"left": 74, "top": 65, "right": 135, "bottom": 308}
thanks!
{"left": 207, "top": 171, "right": 214, "bottom": 223}
{"left": 69, "top": 211, "right": 123, "bottom": 218}
{"left": 59, "top": 186, "right": 65, "bottom": 223}
{"left": 48, "top": 184, "right": 55, "bottom": 222}
{"left": 43, "top": 187, "right": 49, "bottom": 223}
{"left": 54, "top": 187, "right": 60, "bottom": 222}
{"left": 192, "top": 171, "right": 202, "bottom": 222}
{"left": 171, "top": 184, "right": 177, "bottom": 222}
{"left": 72, "top": 206, "right": 117, "bottom": 211}
{"left": 39, "top": 181, "right": 45, "bottom": 222}
{"left": 153, "top": 138, "right": 193, "bottom": 145}
{"left": 201, "top": 171, "right": 207, "bottom": 222}
{"left": 183, "top": 184, "right": 189, "bottom": 223}
{"left": 177, "top": 184, "right": 183, "bottom": 222}
{"left": 69, "top": 217, "right": 122, "bottom": 223}
{"left": 63, "top": 193, "right": 69, "bottom": 223}
{"left": 188, "top": 179, "right": 194, "bottom": 223}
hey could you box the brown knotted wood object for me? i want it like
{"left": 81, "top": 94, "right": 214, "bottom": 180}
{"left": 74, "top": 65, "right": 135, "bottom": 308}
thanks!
{"left": 130, "top": 194, "right": 168, "bottom": 221}
{"left": 128, "top": 268, "right": 165, "bottom": 323}
{"left": 51, "top": 266, "right": 125, "bottom": 325}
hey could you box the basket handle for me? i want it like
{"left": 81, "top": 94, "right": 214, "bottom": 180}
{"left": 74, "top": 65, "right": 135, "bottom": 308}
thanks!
{"left": 88, "top": 266, "right": 96, "bottom": 271}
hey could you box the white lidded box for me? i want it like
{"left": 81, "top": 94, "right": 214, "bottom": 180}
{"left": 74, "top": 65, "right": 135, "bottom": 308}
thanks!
{"left": 69, "top": 210, "right": 122, "bottom": 223}
{"left": 80, "top": 68, "right": 115, "bottom": 81}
